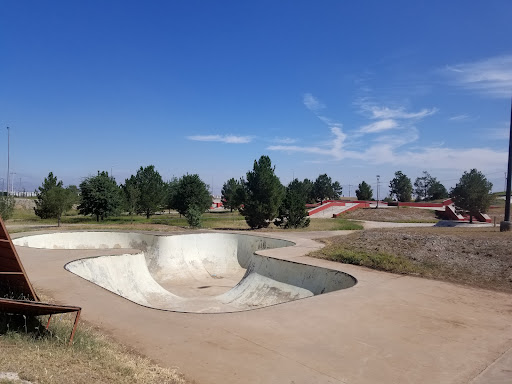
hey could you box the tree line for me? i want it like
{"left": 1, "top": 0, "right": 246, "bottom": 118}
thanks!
{"left": 0, "top": 158, "right": 495, "bottom": 227}
{"left": 32, "top": 166, "right": 211, "bottom": 227}
{"left": 221, "top": 156, "right": 344, "bottom": 229}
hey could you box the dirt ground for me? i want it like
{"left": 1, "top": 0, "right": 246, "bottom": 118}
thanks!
{"left": 316, "top": 226, "right": 512, "bottom": 293}
{"left": 341, "top": 206, "right": 439, "bottom": 222}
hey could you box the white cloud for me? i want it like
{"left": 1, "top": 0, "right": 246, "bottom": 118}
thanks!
{"left": 268, "top": 126, "right": 349, "bottom": 160}
{"left": 445, "top": 55, "right": 512, "bottom": 98}
{"left": 271, "top": 94, "right": 504, "bottom": 172}
{"left": 303, "top": 93, "right": 325, "bottom": 112}
{"left": 359, "top": 103, "right": 438, "bottom": 120}
{"left": 187, "top": 135, "right": 253, "bottom": 144}
{"left": 448, "top": 114, "right": 471, "bottom": 121}
{"left": 272, "top": 137, "right": 298, "bottom": 144}
{"left": 360, "top": 119, "right": 398, "bottom": 133}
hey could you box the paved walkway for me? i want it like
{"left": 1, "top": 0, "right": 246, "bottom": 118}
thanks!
{"left": 13, "top": 229, "right": 512, "bottom": 384}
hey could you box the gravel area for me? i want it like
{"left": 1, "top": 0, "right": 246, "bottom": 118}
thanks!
{"left": 317, "top": 227, "right": 512, "bottom": 293}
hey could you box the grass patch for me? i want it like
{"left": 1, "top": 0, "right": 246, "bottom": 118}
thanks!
{"left": 0, "top": 311, "right": 187, "bottom": 384}
{"left": 6, "top": 208, "right": 362, "bottom": 232}
{"left": 314, "top": 245, "right": 420, "bottom": 274}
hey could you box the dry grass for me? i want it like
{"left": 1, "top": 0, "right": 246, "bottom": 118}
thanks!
{"left": 341, "top": 206, "right": 439, "bottom": 223}
{"left": 311, "top": 226, "right": 512, "bottom": 292}
{"left": 0, "top": 295, "right": 189, "bottom": 384}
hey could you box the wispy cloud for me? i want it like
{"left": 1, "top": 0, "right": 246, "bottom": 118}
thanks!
{"left": 358, "top": 101, "right": 438, "bottom": 120}
{"left": 268, "top": 126, "right": 348, "bottom": 160}
{"left": 303, "top": 93, "right": 325, "bottom": 112}
{"left": 270, "top": 93, "right": 505, "bottom": 171}
{"left": 360, "top": 119, "right": 398, "bottom": 133}
{"left": 271, "top": 137, "right": 298, "bottom": 144}
{"left": 444, "top": 55, "right": 512, "bottom": 98}
{"left": 448, "top": 114, "right": 471, "bottom": 121}
{"left": 187, "top": 134, "right": 253, "bottom": 144}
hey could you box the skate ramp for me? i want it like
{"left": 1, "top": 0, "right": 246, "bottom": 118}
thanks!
{"left": 14, "top": 232, "right": 356, "bottom": 313}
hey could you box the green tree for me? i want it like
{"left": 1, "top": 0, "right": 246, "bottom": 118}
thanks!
{"left": 46, "top": 186, "right": 75, "bottom": 227}
{"left": 121, "top": 175, "right": 140, "bottom": 219}
{"left": 164, "top": 177, "right": 179, "bottom": 213}
{"left": 428, "top": 180, "right": 448, "bottom": 200}
{"left": 302, "top": 178, "right": 315, "bottom": 203}
{"left": 0, "top": 194, "right": 15, "bottom": 220}
{"left": 276, "top": 179, "right": 310, "bottom": 228}
{"left": 332, "top": 181, "right": 343, "bottom": 199}
{"left": 414, "top": 171, "right": 448, "bottom": 201}
{"left": 312, "top": 174, "right": 342, "bottom": 203}
{"left": 313, "top": 174, "right": 333, "bottom": 204}
{"left": 450, "top": 169, "right": 493, "bottom": 223}
{"left": 414, "top": 171, "right": 431, "bottom": 201}
{"left": 389, "top": 171, "right": 413, "bottom": 202}
{"left": 355, "top": 181, "right": 373, "bottom": 200}
{"left": 34, "top": 172, "right": 61, "bottom": 219}
{"left": 240, "top": 155, "right": 284, "bottom": 229}
{"left": 221, "top": 178, "right": 243, "bottom": 212}
{"left": 78, "top": 171, "right": 122, "bottom": 221}
{"left": 185, "top": 205, "right": 203, "bottom": 228}
{"left": 34, "top": 173, "right": 75, "bottom": 226}
{"left": 132, "top": 165, "right": 166, "bottom": 219}
{"left": 174, "top": 174, "right": 212, "bottom": 217}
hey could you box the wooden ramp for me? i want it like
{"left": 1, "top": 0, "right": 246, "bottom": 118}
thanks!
{"left": 0, "top": 217, "right": 81, "bottom": 344}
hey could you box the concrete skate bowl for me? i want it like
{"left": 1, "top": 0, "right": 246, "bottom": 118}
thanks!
{"left": 13, "top": 232, "right": 356, "bottom": 313}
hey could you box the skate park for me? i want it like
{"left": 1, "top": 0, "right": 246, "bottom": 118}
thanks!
{"left": 11, "top": 228, "right": 512, "bottom": 384}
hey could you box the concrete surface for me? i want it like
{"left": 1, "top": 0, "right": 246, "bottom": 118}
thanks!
{"left": 12, "top": 229, "right": 512, "bottom": 384}
{"left": 14, "top": 232, "right": 355, "bottom": 313}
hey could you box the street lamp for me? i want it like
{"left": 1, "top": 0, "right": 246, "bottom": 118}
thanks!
{"left": 500, "top": 99, "right": 512, "bottom": 231}
{"left": 376, "top": 175, "right": 380, "bottom": 208}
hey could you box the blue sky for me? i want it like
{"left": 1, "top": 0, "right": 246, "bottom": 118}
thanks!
{"left": 1, "top": 1, "right": 511, "bottom": 196}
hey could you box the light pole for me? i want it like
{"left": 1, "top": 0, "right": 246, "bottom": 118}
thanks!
{"left": 500, "top": 99, "right": 512, "bottom": 231}
{"left": 10, "top": 172, "right": 16, "bottom": 195}
{"left": 6, "top": 127, "right": 10, "bottom": 196}
{"left": 376, "top": 175, "right": 380, "bottom": 208}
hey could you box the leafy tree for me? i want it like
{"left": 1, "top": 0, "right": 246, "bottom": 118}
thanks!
{"left": 389, "top": 171, "right": 413, "bottom": 202}
{"left": 0, "top": 194, "right": 15, "bottom": 220}
{"left": 78, "top": 171, "right": 122, "bottom": 221}
{"left": 34, "top": 173, "right": 75, "bottom": 226}
{"left": 355, "top": 181, "right": 373, "bottom": 201}
{"left": 46, "top": 187, "right": 75, "bottom": 226}
{"left": 450, "top": 169, "right": 493, "bottom": 223}
{"left": 275, "top": 179, "right": 310, "bottom": 229}
{"left": 66, "top": 185, "right": 80, "bottom": 205}
{"left": 414, "top": 171, "right": 448, "bottom": 201}
{"left": 34, "top": 172, "right": 61, "bottom": 219}
{"left": 185, "top": 205, "right": 203, "bottom": 228}
{"left": 414, "top": 171, "right": 431, "bottom": 201}
{"left": 132, "top": 165, "right": 166, "bottom": 219}
{"left": 164, "top": 177, "right": 179, "bottom": 213}
{"left": 240, "top": 155, "right": 284, "bottom": 229}
{"left": 312, "top": 174, "right": 342, "bottom": 203}
{"left": 313, "top": 174, "right": 333, "bottom": 204}
{"left": 332, "top": 181, "right": 343, "bottom": 199}
{"left": 121, "top": 175, "right": 140, "bottom": 219}
{"left": 302, "top": 178, "right": 315, "bottom": 203}
{"left": 174, "top": 174, "right": 212, "bottom": 217}
{"left": 221, "top": 178, "right": 243, "bottom": 212}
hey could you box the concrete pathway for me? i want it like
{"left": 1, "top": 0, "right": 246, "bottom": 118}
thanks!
{"left": 13, "top": 229, "right": 512, "bottom": 384}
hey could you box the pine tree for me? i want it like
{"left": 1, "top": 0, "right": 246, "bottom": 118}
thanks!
{"left": 240, "top": 156, "right": 284, "bottom": 229}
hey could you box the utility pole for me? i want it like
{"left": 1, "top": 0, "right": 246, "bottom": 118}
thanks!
{"left": 500, "top": 98, "right": 512, "bottom": 231}
{"left": 376, "top": 175, "right": 380, "bottom": 208}
{"left": 6, "top": 127, "right": 10, "bottom": 196}
{"left": 10, "top": 172, "right": 16, "bottom": 195}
